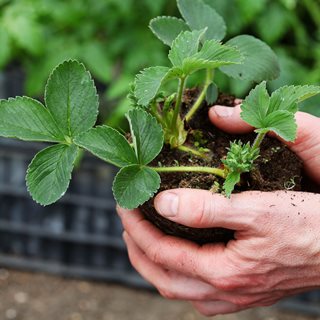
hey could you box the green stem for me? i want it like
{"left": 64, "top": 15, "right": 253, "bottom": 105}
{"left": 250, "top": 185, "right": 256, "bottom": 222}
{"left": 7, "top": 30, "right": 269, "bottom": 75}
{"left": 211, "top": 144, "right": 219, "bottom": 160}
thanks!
{"left": 185, "top": 69, "right": 214, "bottom": 122}
{"left": 171, "top": 76, "right": 186, "bottom": 130}
{"left": 252, "top": 132, "right": 267, "bottom": 150}
{"left": 177, "top": 145, "right": 210, "bottom": 159}
{"left": 151, "top": 166, "right": 226, "bottom": 179}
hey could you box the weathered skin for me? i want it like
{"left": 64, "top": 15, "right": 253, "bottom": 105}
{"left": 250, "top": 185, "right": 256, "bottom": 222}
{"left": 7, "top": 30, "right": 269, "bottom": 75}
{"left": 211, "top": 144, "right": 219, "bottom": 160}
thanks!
{"left": 117, "top": 105, "right": 320, "bottom": 317}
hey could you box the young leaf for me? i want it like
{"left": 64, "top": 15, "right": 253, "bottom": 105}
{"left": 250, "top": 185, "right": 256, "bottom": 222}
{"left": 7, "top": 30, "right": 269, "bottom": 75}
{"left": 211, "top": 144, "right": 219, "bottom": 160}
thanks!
{"left": 127, "top": 109, "right": 164, "bottom": 165}
{"left": 241, "top": 83, "right": 320, "bottom": 141}
{"left": 256, "top": 110, "right": 297, "bottom": 142}
{"left": 149, "top": 16, "right": 189, "bottom": 46}
{"left": 113, "top": 165, "right": 161, "bottom": 209}
{"left": 0, "top": 96, "right": 64, "bottom": 142}
{"left": 177, "top": 0, "right": 226, "bottom": 41}
{"left": 168, "top": 29, "right": 206, "bottom": 67}
{"left": 26, "top": 144, "right": 78, "bottom": 206}
{"left": 45, "top": 60, "right": 99, "bottom": 138}
{"left": 268, "top": 85, "right": 320, "bottom": 114}
{"left": 181, "top": 40, "right": 242, "bottom": 75}
{"left": 240, "top": 81, "right": 270, "bottom": 128}
{"left": 220, "top": 35, "right": 280, "bottom": 82}
{"left": 223, "top": 171, "right": 241, "bottom": 198}
{"left": 134, "top": 66, "right": 171, "bottom": 107}
{"left": 74, "top": 125, "right": 138, "bottom": 167}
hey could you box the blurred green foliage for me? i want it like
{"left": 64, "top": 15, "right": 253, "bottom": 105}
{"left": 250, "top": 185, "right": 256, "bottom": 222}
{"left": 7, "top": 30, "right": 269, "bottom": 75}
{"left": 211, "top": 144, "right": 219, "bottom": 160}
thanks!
{"left": 0, "top": 0, "right": 319, "bottom": 119}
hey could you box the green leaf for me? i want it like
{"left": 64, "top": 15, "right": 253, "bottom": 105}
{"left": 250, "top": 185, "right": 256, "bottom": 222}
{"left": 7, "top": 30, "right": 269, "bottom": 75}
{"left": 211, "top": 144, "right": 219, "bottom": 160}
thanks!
{"left": 220, "top": 35, "right": 280, "bottom": 82}
{"left": 113, "top": 165, "right": 160, "bottom": 209}
{"left": 127, "top": 109, "right": 164, "bottom": 165}
{"left": 257, "top": 110, "right": 297, "bottom": 142}
{"left": 134, "top": 66, "right": 171, "bottom": 107}
{"left": 168, "top": 29, "right": 206, "bottom": 67}
{"left": 149, "top": 16, "right": 189, "bottom": 46}
{"left": 45, "top": 60, "right": 99, "bottom": 138}
{"left": 269, "top": 85, "right": 320, "bottom": 114}
{"left": 0, "top": 96, "right": 64, "bottom": 142}
{"left": 177, "top": 0, "right": 226, "bottom": 41}
{"left": 223, "top": 171, "right": 241, "bottom": 198}
{"left": 240, "top": 81, "right": 270, "bottom": 128}
{"left": 26, "top": 144, "right": 78, "bottom": 206}
{"left": 74, "top": 125, "right": 137, "bottom": 167}
{"left": 241, "top": 83, "right": 320, "bottom": 141}
{"left": 181, "top": 40, "right": 242, "bottom": 75}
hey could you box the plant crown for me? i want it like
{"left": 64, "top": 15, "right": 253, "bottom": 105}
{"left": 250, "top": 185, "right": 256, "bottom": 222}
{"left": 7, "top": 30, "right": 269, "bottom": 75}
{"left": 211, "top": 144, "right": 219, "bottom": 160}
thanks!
{"left": 0, "top": 60, "right": 319, "bottom": 209}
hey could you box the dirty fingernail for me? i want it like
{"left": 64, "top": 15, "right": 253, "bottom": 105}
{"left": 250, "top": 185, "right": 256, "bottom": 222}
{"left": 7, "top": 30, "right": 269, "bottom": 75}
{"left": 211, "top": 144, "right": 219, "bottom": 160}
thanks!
{"left": 156, "top": 192, "right": 179, "bottom": 218}
{"left": 213, "top": 106, "right": 234, "bottom": 117}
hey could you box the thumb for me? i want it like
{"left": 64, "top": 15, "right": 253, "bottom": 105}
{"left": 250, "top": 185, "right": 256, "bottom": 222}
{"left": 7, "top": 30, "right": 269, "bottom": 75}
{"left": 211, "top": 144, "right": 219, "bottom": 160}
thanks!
{"left": 154, "top": 189, "right": 259, "bottom": 230}
{"left": 154, "top": 189, "right": 320, "bottom": 231}
{"left": 209, "top": 104, "right": 253, "bottom": 134}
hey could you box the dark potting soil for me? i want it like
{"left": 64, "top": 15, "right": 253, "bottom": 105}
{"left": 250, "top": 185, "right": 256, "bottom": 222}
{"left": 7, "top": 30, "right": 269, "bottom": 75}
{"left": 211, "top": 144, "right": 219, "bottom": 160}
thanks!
{"left": 140, "top": 89, "right": 306, "bottom": 244}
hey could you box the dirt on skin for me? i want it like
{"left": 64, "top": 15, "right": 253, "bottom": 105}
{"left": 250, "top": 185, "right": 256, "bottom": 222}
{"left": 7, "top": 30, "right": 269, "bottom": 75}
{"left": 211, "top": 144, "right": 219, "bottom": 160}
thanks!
{"left": 141, "top": 89, "right": 305, "bottom": 243}
{"left": 0, "top": 270, "right": 318, "bottom": 320}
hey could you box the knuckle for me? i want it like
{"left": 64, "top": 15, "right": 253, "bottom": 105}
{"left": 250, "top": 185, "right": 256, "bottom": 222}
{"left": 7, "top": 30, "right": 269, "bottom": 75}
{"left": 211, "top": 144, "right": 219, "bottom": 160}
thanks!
{"left": 229, "top": 296, "right": 253, "bottom": 307}
{"left": 212, "top": 277, "right": 240, "bottom": 291}
{"left": 191, "top": 193, "right": 215, "bottom": 227}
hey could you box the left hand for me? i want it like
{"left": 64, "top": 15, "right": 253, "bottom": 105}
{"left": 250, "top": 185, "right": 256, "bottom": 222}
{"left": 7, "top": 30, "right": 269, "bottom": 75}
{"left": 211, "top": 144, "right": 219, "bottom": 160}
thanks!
{"left": 117, "top": 189, "right": 320, "bottom": 316}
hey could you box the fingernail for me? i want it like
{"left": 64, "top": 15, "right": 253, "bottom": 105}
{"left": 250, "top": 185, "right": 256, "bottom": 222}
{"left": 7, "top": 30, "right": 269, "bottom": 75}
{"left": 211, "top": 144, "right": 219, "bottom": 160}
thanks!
{"left": 213, "top": 106, "right": 234, "bottom": 118}
{"left": 156, "top": 192, "right": 179, "bottom": 217}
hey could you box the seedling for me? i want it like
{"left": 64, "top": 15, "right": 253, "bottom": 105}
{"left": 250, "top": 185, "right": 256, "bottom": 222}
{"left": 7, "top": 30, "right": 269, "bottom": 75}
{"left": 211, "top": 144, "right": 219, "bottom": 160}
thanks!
{"left": 0, "top": 0, "right": 319, "bottom": 210}
{"left": 0, "top": 60, "right": 319, "bottom": 210}
{"left": 132, "top": 0, "right": 281, "bottom": 154}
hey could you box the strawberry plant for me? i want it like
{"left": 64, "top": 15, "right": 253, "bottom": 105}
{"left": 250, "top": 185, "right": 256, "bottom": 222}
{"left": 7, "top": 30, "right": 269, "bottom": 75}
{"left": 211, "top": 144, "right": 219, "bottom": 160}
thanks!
{"left": 0, "top": 60, "right": 319, "bottom": 211}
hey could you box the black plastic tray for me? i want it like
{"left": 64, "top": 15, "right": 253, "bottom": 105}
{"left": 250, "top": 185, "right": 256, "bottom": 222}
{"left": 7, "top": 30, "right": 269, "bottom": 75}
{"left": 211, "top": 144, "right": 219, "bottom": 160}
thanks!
{"left": 0, "top": 138, "right": 150, "bottom": 288}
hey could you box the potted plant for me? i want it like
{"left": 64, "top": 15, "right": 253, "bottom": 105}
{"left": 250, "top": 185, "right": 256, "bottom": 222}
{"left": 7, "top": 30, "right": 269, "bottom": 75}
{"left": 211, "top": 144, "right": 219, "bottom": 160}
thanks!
{"left": 0, "top": 0, "right": 319, "bottom": 245}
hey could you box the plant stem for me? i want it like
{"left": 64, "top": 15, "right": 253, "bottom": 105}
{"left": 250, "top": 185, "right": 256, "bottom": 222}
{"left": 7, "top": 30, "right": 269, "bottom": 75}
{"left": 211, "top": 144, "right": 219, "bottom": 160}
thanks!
{"left": 171, "top": 76, "right": 186, "bottom": 130}
{"left": 151, "top": 166, "right": 226, "bottom": 178}
{"left": 177, "top": 145, "right": 210, "bottom": 159}
{"left": 185, "top": 69, "right": 214, "bottom": 122}
{"left": 252, "top": 132, "right": 267, "bottom": 150}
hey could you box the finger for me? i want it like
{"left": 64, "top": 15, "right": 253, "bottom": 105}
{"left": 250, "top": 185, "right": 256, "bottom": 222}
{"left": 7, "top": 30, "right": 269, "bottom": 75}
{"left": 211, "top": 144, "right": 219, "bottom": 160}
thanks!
{"left": 287, "top": 112, "right": 320, "bottom": 183}
{"left": 154, "top": 189, "right": 262, "bottom": 230}
{"left": 123, "top": 232, "right": 218, "bottom": 300}
{"left": 191, "top": 300, "right": 243, "bottom": 316}
{"left": 118, "top": 207, "right": 228, "bottom": 279}
{"left": 154, "top": 189, "right": 320, "bottom": 231}
{"left": 208, "top": 104, "right": 253, "bottom": 134}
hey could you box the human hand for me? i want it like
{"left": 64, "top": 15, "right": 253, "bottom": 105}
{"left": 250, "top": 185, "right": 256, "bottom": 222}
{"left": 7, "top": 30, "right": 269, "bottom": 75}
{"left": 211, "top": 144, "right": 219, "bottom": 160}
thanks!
{"left": 117, "top": 105, "right": 320, "bottom": 316}
{"left": 210, "top": 104, "right": 320, "bottom": 184}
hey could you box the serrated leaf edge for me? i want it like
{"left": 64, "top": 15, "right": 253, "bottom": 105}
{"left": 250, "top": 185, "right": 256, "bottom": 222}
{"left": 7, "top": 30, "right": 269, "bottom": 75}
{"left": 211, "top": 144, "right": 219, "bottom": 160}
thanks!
{"left": 149, "top": 16, "right": 190, "bottom": 46}
{"left": 44, "top": 59, "right": 99, "bottom": 138}
{"left": 25, "top": 144, "right": 78, "bottom": 206}
{"left": 0, "top": 95, "right": 66, "bottom": 143}
{"left": 74, "top": 125, "right": 138, "bottom": 167}
{"left": 112, "top": 165, "right": 161, "bottom": 209}
{"left": 126, "top": 108, "right": 164, "bottom": 165}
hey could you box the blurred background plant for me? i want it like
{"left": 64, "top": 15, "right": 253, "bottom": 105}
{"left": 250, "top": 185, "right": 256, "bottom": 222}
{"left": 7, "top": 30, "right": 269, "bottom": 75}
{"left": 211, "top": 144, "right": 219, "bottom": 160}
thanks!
{"left": 0, "top": 0, "right": 319, "bottom": 125}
